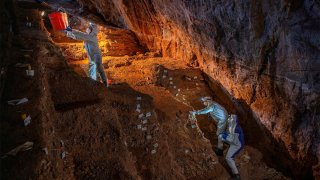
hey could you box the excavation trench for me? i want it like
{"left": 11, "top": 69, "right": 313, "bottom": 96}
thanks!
{"left": 67, "top": 55, "right": 303, "bottom": 179}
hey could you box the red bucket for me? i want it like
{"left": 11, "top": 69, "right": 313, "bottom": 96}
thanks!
{"left": 48, "top": 12, "right": 69, "bottom": 31}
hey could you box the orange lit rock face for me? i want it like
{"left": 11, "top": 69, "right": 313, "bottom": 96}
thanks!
{"left": 76, "top": 0, "right": 320, "bottom": 178}
{"left": 48, "top": 16, "right": 145, "bottom": 60}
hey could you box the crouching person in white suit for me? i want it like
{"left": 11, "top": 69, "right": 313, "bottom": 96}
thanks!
{"left": 218, "top": 114, "right": 244, "bottom": 180}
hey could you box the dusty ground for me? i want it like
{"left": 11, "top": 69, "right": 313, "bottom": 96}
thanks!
{"left": 68, "top": 55, "right": 289, "bottom": 180}
{"left": 1, "top": 1, "right": 288, "bottom": 179}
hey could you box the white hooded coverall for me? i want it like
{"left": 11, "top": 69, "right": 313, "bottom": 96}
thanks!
{"left": 218, "top": 114, "right": 244, "bottom": 175}
{"left": 195, "top": 101, "right": 229, "bottom": 149}
{"left": 66, "top": 26, "right": 107, "bottom": 83}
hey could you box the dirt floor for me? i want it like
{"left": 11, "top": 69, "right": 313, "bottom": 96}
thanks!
{"left": 1, "top": 1, "right": 289, "bottom": 179}
{"left": 67, "top": 56, "right": 288, "bottom": 179}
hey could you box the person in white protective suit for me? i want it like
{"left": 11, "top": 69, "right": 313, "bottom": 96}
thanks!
{"left": 191, "top": 97, "right": 244, "bottom": 180}
{"left": 191, "top": 97, "right": 229, "bottom": 155}
{"left": 65, "top": 23, "right": 108, "bottom": 88}
{"left": 219, "top": 114, "right": 244, "bottom": 180}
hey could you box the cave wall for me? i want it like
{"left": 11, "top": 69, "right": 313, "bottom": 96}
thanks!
{"left": 76, "top": 0, "right": 320, "bottom": 177}
{"left": 54, "top": 25, "right": 145, "bottom": 59}
{"left": 47, "top": 15, "right": 145, "bottom": 60}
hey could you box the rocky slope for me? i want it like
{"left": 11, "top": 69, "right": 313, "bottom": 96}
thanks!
{"left": 74, "top": 0, "right": 320, "bottom": 178}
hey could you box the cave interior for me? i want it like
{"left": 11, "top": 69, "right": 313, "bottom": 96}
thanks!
{"left": 1, "top": 0, "right": 319, "bottom": 179}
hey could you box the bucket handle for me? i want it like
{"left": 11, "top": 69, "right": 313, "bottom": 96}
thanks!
{"left": 57, "top": 7, "right": 67, "bottom": 13}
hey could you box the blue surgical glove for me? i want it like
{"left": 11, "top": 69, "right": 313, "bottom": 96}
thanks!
{"left": 220, "top": 132, "right": 228, "bottom": 140}
{"left": 65, "top": 26, "right": 72, "bottom": 32}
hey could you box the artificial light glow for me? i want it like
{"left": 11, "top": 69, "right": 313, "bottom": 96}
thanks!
{"left": 41, "top": 11, "right": 45, "bottom": 17}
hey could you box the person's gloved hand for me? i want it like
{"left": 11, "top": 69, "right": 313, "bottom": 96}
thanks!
{"left": 190, "top": 111, "right": 197, "bottom": 116}
{"left": 219, "top": 132, "right": 228, "bottom": 140}
{"left": 65, "top": 26, "right": 72, "bottom": 32}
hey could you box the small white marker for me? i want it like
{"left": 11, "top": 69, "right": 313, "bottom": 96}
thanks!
{"left": 24, "top": 116, "right": 31, "bottom": 126}
{"left": 147, "top": 135, "right": 152, "bottom": 140}
{"left": 138, "top": 113, "right": 144, "bottom": 118}
{"left": 151, "top": 149, "right": 156, "bottom": 154}
{"left": 169, "top": 77, "right": 173, "bottom": 80}
{"left": 153, "top": 143, "right": 158, "bottom": 148}
{"left": 7, "top": 98, "right": 28, "bottom": 106}
{"left": 164, "top": 70, "right": 168, "bottom": 73}
{"left": 162, "top": 75, "right": 166, "bottom": 79}
{"left": 61, "top": 151, "right": 66, "bottom": 159}
{"left": 142, "top": 119, "right": 148, "bottom": 124}
{"left": 142, "top": 127, "right": 147, "bottom": 131}
{"left": 43, "top": 147, "right": 48, "bottom": 155}
{"left": 146, "top": 112, "right": 152, "bottom": 117}
{"left": 169, "top": 81, "right": 173, "bottom": 85}
{"left": 173, "top": 86, "right": 177, "bottom": 89}
{"left": 136, "top": 108, "right": 141, "bottom": 113}
{"left": 137, "top": 124, "right": 142, "bottom": 129}
{"left": 137, "top": 97, "right": 142, "bottom": 100}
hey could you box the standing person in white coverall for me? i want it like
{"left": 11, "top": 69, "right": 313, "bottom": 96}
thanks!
{"left": 219, "top": 114, "right": 244, "bottom": 180}
{"left": 65, "top": 23, "right": 109, "bottom": 88}
{"left": 191, "top": 97, "right": 244, "bottom": 180}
